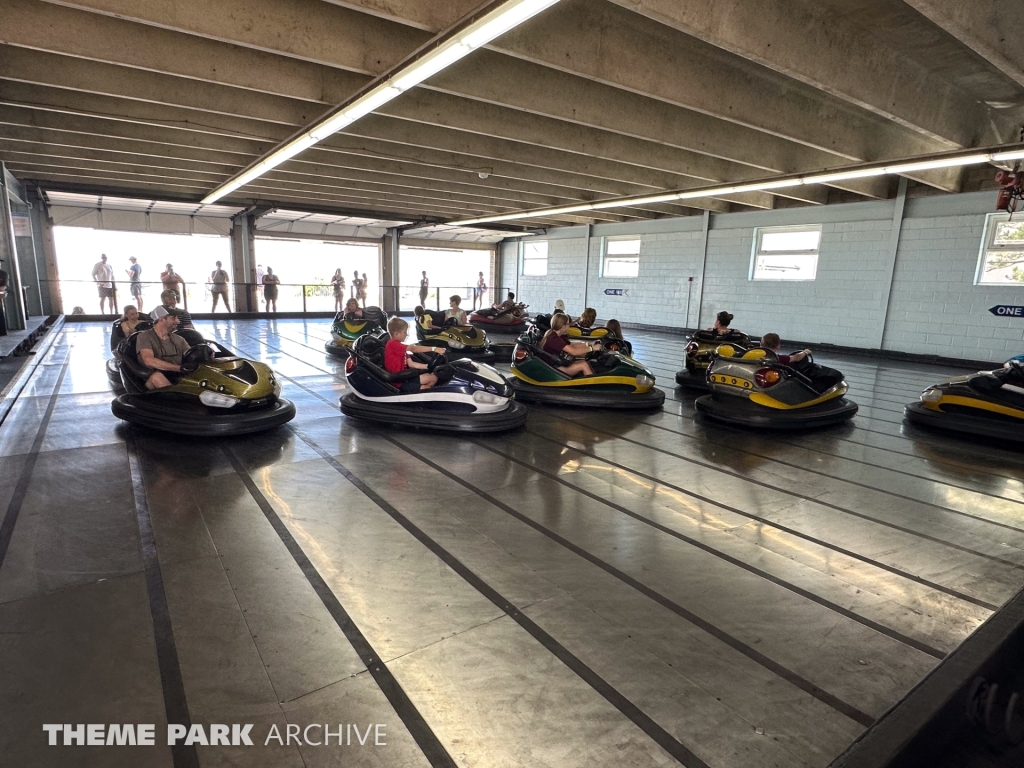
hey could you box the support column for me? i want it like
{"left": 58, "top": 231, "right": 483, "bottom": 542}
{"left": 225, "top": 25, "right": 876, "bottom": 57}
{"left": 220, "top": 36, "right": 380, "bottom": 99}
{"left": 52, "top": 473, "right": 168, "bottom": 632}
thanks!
{"left": 877, "top": 177, "right": 909, "bottom": 350}
{"left": 691, "top": 210, "right": 711, "bottom": 330}
{"left": 583, "top": 224, "right": 592, "bottom": 311}
{"left": 230, "top": 213, "right": 254, "bottom": 312}
{"left": 29, "top": 187, "right": 59, "bottom": 315}
{"left": 381, "top": 228, "right": 399, "bottom": 313}
{"left": 1, "top": 164, "right": 27, "bottom": 331}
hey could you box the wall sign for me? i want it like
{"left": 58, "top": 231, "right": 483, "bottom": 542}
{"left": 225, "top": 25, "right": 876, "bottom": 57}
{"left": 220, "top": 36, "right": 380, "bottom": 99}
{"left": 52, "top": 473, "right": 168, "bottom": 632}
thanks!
{"left": 11, "top": 212, "right": 30, "bottom": 237}
{"left": 604, "top": 288, "right": 629, "bottom": 296}
{"left": 989, "top": 305, "right": 1024, "bottom": 317}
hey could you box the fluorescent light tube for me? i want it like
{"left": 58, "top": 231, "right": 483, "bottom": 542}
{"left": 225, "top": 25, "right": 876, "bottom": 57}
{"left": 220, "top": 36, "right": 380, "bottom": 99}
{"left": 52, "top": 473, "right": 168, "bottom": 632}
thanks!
{"left": 390, "top": 43, "right": 470, "bottom": 91}
{"left": 884, "top": 154, "right": 988, "bottom": 174}
{"left": 461, "top": 0, "right": 561, "bottom": 49}
{"left": 202, "top": 0, "right": 566, "bottom": 204}
{"left": 804, "top": 167, "right": 888, "bottom": 185}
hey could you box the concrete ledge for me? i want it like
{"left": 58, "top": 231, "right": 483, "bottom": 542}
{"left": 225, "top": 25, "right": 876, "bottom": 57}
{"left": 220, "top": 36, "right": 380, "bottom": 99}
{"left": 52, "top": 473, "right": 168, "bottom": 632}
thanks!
{"left": 0, "top": 315, "right": 64, "bottom": 428}
{"left": 0, "top": 315, "right": 57, "bottom": 359}
{"left": 829, "top": 586, "right": 1024, "bottom": 768}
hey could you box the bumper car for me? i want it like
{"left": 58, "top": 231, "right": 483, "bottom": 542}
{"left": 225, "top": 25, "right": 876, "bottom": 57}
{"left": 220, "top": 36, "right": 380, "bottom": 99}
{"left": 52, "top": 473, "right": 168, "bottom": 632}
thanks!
{"left": 694, "top": 346, "right": 856, "bottom": 429}
{"left": 415, "top": 310, "right": 495, "bottom": 362}
{"left": 676, "top": 329, "right": 757, "bottom": 391}
{"left": 325, "top": 307, "right": 387, "bottom": 357}
{"left": 509, "top": 328, "right": 664, "bottom": 409}
{"left": 107, "top": 322, "right": 207, "bottom": 388}
{"left": 567, "top": 325, "right": 632, "bottom": 356}
{"left": 904, "top": 361, "right": 1024, "bottom": 443}
{"left": 110, "top": 333, "right": 296, "bottom": 436}
{"left": 469, "top": 303, "right": 529, "bottom": 333}
{"left": 340, "top": 334, "right": 527, "bottom": 432}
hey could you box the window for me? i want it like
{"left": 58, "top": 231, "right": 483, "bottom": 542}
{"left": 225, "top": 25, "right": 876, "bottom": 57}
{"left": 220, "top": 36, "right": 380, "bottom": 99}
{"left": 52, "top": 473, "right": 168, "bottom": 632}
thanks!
{"left": 977, "top": 214, "right": 1024, "bottom": 285}
{"left": 750, "top": 225, "right": 821, "bottom": 281}
{"left": 521, "top": 240, "right": 548, "bottom": 276}
{"left": 602, "top": 237, "right": 640, "bottom": 278}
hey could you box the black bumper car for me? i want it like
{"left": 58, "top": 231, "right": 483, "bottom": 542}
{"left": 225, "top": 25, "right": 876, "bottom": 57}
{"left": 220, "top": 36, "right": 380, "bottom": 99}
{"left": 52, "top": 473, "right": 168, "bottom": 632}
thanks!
{"left": 325, "top": 307, "right": 387, "bottom": 357}
{"left": 676, "top": 329, "right": 757, "bottom": 391}
{"left": 905, "top": 361, "right": 1024, "bottom": 444}
{"left": 340, "top": 334, "right": 527, "bottom": 432}
{"left": 111, "top": 333, "right": 295, "bottom": 436}
{"left": 415, "top": 310, "right": 496, "bottom": 362}
{"left": 695, "top": 346, "right": 857, "bottom": 429}
{"left": 509, "top": 328, "right": 664, "bottom": 409}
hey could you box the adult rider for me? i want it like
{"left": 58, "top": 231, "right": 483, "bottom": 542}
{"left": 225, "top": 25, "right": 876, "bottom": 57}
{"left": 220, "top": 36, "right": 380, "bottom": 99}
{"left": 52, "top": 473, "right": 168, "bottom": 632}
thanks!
{"left": 708, "top": 310, "right": 742, "bottom": 336}
{"left": 136, "top": 305, "right": 190, "bottom": 390}
{"left": 541, "top": 312, "right": 601, "bottom": 377}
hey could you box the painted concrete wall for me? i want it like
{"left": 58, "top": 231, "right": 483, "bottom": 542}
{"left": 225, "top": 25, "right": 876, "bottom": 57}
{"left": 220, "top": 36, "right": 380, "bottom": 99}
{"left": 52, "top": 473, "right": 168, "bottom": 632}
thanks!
{"left": 503, "top": 191, "right": 1024, "bottom": 363}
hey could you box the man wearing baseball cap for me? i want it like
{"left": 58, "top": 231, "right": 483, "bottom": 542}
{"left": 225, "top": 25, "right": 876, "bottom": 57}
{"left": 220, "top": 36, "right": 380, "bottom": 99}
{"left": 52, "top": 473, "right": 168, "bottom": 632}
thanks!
{"left": 136, "top": 305, "right": 189, "bottom": 389}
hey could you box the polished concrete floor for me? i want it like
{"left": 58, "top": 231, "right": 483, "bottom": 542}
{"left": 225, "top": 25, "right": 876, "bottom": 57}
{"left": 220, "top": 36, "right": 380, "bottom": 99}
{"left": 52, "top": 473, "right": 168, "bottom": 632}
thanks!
{"left": 1, "top": 318, "right": 1022, "bottom": 768}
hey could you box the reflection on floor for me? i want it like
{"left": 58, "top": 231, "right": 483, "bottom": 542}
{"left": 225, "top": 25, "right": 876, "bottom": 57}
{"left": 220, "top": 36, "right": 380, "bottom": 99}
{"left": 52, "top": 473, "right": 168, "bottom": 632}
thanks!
{"left": 1, "top": 318, "right": 1022, "bottom": 768}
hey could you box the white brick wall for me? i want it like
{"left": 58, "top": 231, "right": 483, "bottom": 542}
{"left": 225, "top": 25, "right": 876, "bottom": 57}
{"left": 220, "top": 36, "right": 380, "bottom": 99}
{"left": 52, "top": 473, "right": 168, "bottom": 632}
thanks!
{"left": 883, "top": 213, "right": 1024, "bottom": 363}
{"left": 586, "top": 231, "right": 704, "bottom": 328}
{"left": 700, "top": 219, "right": 894, "bottom": 349}
{"left": 499, "top": 191, "right": 1024, "bottom": 362}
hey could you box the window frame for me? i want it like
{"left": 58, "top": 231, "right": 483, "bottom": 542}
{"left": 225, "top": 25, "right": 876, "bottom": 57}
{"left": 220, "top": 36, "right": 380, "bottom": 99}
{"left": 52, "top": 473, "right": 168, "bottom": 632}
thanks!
{"left": 749, "top": 224, "right": 822, "bottom": 282}
{"left": 600, "top": 236, "right": 641, "bottom": 279}
{"left": 520, "top": 239, "right": 548, "bottom": 277}
{"left": 975, "top": 213, "right": 1024, "bottom": 286}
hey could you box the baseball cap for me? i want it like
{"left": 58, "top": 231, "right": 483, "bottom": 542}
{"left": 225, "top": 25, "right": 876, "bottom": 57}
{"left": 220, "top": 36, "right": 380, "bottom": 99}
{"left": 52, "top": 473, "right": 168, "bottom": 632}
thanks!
{"left": 554, "top": 299, "right": 565, "bottom": 311}
{"left": 151, "top": 305, "right": 182, "bottom": 322}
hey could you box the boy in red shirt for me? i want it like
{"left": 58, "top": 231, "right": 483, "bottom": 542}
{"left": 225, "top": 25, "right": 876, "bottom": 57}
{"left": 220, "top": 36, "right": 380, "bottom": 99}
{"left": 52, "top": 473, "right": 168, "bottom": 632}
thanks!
{"left": 385, "top": 317, "right": 439, "bottom": 392}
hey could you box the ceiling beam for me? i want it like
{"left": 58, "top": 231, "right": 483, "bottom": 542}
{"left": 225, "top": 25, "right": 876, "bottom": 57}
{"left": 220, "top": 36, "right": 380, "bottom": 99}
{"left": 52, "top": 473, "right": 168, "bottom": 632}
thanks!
{"left": 0, "top": 59, "right": 777, "bottom": 210}
{"left": 603, "top": 0, "right": 1013, "bottom": 146}
{"left": 903, "top": 0, "right": 1024, "bottom": 89}
{"left": 14, "top": 0, "right": 889, "bottom": 196}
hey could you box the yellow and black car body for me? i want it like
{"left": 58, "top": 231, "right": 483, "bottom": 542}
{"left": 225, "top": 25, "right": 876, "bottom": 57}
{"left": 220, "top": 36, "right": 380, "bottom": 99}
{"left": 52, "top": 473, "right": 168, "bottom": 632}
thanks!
{"left": 325, "top": 307, "right": 387, "bottom": 357}
{"left": 111, "top": 332, "right": 295, "bottom": 436}
{"left": 905, "top": 362, "right": 1024, "bottom": 443}
{"left": 676, "top": 329, "right": 757, "bottom": 391}
{"left": 415, "top": 310, "right": 495, "bottom": 362}
{"left": 695, "top": 346, "right": 857, "bottom": 429}
{"left": 509, "top": 327, "right": 664, "bottom": 409}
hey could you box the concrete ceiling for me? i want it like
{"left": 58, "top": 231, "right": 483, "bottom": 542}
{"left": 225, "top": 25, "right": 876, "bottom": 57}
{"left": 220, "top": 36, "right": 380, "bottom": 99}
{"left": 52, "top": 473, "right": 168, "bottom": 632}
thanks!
{"left": 1, "top": 0, "right": 1022, "bottom": 230}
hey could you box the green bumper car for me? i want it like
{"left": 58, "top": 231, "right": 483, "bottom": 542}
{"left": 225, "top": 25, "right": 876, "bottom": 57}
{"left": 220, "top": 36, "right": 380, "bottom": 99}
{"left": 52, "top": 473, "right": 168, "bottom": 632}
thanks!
{"left": 509, "top": 328, "right": 664, "bottom": 409}
{"left": 325, "top": 307, "right": 387, "bottom": 357}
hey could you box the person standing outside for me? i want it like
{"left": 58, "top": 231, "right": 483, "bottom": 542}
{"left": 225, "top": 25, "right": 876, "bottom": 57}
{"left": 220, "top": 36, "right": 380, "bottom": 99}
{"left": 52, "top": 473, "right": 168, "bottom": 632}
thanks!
{"left": 92, "top": 253, "right": 116, "bottom": 314}
{"left": 210, "top": 260, "right": 231, "bottom": 313}
{"left": 161, "top": 264, "right": 183, "bottom": 302}
{"left": 359, "top": 272, "right": 369, "bottom": 308}
{"left": 331, "top": 269, "right": 346, "bottom": 312}
{"left": 351, "top": 270, "right": 362, "bottom": 301}
{"left": 419, "top": 271, "right": 429, "bottom": 308}
{"left": 262, "top": 267, "right": 280, "bottom": 313}
{"left": 472, "top": 271, "right": 487, "bottom": 310}
{"left": 126, "top": 256, "right": 144, "bottom": 311}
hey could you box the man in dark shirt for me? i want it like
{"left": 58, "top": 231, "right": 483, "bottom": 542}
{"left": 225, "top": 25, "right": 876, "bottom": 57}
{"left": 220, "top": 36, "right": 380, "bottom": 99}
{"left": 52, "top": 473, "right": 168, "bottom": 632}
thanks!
{"left": 160, "top": 290, "right": 194, "bottom": 329}
{"left": 137, "top": 305, "right": 190, "bottom": 390}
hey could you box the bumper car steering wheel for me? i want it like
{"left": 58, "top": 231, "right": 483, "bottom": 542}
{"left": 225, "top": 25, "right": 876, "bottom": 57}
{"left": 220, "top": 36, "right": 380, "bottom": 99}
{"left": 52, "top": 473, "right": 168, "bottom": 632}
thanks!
{"left": 180, "top": 343, "right": 214, "bottom": 373}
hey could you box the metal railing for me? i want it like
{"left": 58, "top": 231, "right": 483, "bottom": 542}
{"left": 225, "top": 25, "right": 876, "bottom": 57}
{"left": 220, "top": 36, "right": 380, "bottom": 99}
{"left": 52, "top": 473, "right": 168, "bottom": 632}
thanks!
{"left": 44, "top": 280, "right": 515, "bottom": 316}
{"left": 383, "top": 284, "right": 513, "bottom": 313}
